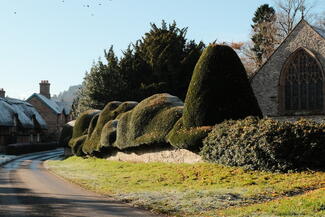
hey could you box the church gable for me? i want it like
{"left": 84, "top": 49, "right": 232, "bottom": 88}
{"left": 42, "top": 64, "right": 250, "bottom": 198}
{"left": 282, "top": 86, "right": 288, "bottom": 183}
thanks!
{"left": 251, "top": 20, "right": 325, "bottom": 117}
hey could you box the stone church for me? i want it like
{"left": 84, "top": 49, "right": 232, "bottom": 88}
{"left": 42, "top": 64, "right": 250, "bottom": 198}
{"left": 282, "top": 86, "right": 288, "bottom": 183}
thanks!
{"left": 251, "top": 19, "right": 325, "bottom": 120}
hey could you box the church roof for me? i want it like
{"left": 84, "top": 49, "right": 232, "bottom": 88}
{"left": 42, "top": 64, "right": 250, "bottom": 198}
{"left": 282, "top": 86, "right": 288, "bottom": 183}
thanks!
{"left": 312, "top": 26, "right": 325, "bottom": 39}
{"left": 251, "top": 19, "right": 325, "bottom": 81}
{"left": 27, "top": 93, "right": 70, "bottom": 115}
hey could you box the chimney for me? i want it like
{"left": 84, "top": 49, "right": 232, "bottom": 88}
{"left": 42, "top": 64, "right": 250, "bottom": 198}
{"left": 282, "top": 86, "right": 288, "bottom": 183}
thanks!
{"left": 39, "top": 80, "right": 51, "bottom": 99}
{"left": 0, "top": 88, "right": 5, "bottom": 98}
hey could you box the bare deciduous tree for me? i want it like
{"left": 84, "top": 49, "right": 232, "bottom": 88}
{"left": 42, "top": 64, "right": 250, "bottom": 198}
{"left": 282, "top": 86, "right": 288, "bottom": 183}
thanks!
{"left": 274, "top": 0, "right": 315, "bottom": 39}
{"left": 229, "top": 41, "right": 259, "bottom": 78}
{"left": 315, "top": 11, "right": 325, "bottom": 29}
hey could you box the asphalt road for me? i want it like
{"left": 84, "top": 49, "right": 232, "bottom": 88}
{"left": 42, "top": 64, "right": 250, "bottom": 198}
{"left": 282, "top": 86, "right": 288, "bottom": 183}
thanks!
{"left": 0, "top": 149, "right": 158, "bottom": 217}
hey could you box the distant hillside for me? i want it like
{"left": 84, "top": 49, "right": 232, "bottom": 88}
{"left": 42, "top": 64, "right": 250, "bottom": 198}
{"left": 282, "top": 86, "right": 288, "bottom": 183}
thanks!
{"left": 52, "top": 85, "right": 81, "bottom": 107}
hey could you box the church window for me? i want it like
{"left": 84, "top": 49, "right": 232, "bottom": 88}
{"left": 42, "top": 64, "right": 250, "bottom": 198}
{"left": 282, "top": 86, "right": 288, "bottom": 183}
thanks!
{"left": 280, "top": 48, "right": 324, "bottom": 114}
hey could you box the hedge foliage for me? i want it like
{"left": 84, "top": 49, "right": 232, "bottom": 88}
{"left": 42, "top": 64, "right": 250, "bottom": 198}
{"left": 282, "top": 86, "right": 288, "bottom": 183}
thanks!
{"left": 201, "top": 117, "right": 325, "bottom": 172}
{"left": 167, "top": 118, "right": 212, "bottom": 152}
{"left": 114, "top": 93, "right": 183, "bottom": 150}
{"left": 69, "top": 110, "right": 100, "bottom": 155}
{"left": 82, "top": 101, "right": 138, "bottom": 154}
{"left": 70, "top": 110, "right": 100, "bottom": 140}
{"left": 183, "top": 44, "right": 262, "bottom": 128}
{"left": 58, "top": 121, "right": 75, "bottom": 148}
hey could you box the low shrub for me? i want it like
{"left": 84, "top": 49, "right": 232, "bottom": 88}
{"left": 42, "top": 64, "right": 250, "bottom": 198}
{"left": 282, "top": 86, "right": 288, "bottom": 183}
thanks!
{"left": 201, "top": 117, "right": 325, "bottom": 172}
{"left": 167, "top": 118, "right": 212, "bottom": 152}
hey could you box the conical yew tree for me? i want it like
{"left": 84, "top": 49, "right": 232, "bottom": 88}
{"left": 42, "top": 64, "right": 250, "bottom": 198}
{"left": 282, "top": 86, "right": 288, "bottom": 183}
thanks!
{"left": 183, "top": 44, "right": 262, "bottom": 127}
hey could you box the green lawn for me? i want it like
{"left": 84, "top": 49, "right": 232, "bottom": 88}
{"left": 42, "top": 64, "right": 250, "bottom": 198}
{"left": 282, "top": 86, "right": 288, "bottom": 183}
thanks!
{"left": 45, "top": 156, "right": 325, "bottom": 216}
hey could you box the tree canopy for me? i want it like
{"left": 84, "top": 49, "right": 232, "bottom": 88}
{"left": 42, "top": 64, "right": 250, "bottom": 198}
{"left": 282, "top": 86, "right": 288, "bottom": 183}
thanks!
{"left": 73, "top": 20, "right": 204, "bottom": 116}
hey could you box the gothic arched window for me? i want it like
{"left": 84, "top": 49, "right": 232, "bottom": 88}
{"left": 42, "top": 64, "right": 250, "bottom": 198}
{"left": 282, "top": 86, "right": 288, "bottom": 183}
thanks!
{"left": 279, "top": 48, "right": 324, "bottom": 115}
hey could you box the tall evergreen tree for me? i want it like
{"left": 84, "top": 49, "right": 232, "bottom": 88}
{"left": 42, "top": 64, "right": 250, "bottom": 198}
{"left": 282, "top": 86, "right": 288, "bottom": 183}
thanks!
{"left": 77, "top": 46, "right": 127, "bottom": 111}
{"left": 251, "top": 4, "right": 278, "bottom": 67}
{"left": 74, "top": 21, "right": 204, "bottom": 114}
{"left": 134, "top": 20, "right": 205, "bottom": 99}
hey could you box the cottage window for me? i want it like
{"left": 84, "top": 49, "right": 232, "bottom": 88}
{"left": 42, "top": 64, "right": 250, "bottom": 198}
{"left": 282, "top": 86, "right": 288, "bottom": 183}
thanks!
{"left": 280, "top": 48, "right": 324, "bottom": 114}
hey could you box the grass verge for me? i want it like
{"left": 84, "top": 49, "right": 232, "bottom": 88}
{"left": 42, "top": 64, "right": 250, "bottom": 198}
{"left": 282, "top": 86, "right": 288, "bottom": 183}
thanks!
{"left": 45, "top": 156, "right": 325, "bottom": 216}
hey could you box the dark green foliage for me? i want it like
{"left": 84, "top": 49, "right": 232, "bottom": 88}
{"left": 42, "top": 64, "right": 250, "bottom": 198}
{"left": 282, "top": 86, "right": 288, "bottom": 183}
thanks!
{"left": 114, "top": 94, "right": 183, "bottom": 150}
{"left": 74, "top": 21, "right": 204, "bottom": 113}
{"left": 201, "top": 117, "right": 325, "bottom": 172}
{"left": 134, "top": 21, "right": 205, "bottom": 100}
{"left": 70, "top": 135, "right": 87, "bottom": 156}
{"left": 70, "top": 110, "right": 100, "bottom": 140}
{"left": 83, "top": 101, "right": 138, "bottom": 154}
{"left": 68, "top": 110, "right": 100, "bottom": 155}
{"left": 76, "top": 47, "right": 127, "bottom": 112}
{"left": 251, "top": 4, "right": 277, "bottom": 66}
{"left": 58, "top": 121, "right": 75, "bottom": 147}
{"left": 87, "top": 113, "right": 100, "bottom": 136}
{"left": 167, "top": 118, "right": 212, "bottom": 152}
{"left": 100, "top": 120, "right": 118, "bottom": 148}
{"left": 252, "top": 4, "right": 276, "bottom": 25}
{"left": 183, "top": 44, "right": 262, "bottom": 128}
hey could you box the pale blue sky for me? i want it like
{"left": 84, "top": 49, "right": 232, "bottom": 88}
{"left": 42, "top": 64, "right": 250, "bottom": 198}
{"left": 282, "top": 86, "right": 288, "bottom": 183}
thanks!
{"left": 0, "top": 0, "right": 323, "bottom": 99}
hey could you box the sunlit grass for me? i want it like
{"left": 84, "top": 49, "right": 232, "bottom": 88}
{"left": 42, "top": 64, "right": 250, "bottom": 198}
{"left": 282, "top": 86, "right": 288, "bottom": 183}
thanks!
{"left": 216, "top": 188, "right": 325, "bottom": 217}
{"left": 46, "top": 156, "right": 325, "bottom": 216}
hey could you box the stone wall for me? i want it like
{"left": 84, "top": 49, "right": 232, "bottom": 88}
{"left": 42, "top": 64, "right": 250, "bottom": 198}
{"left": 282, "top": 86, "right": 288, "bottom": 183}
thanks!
{"left": 251, "top": 20, "right": 325, "bottom": 116}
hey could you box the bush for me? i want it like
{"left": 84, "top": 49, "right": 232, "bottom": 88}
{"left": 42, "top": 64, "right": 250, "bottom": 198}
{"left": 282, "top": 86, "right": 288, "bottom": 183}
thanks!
{"left": 87, "top": 113, "right": 100, "bottom": 136}
{"left": 183, "top": 44, "right": 262, "bottom": 128}
{"left": 70, "top": 135, "right": 88, "bottom": 156}
{"left": 68, "top": 110, "right": 100, "bottom": 156}
{"left": 114, "top": 93, "right": 183, "bottom": 150}
{"left": 58, "top": 121, "right": 75, "bottom": 147}
{"left": 201, "top": 117, "right": 325, "bottom": 172}
{"left": 70, "top": 110, "right": 100, "bottom": 140}
{"left": 167, "top": 118, "right": 212, "bottom": 152}
{"left": 100, "top": 120, "right": 119, "bottom": 148}
{"left": 83, "top": 101, "right": 138, "bottom": 154}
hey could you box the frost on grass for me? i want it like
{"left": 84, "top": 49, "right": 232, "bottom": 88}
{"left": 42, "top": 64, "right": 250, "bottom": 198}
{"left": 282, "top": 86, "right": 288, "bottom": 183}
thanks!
{"left": 115, "top": 190, "right": 244, "bottom": 215}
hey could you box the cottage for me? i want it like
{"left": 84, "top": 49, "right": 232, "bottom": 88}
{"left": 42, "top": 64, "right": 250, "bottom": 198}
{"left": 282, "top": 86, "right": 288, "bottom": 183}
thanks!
{"left": 26, "top": 81, "right": 71, "bottom": 137}
{"left": 251, "top": 19, "right": 325, "bottom": 121}
{"left": 0, "top": 89, "right": 47, "bottom": 152}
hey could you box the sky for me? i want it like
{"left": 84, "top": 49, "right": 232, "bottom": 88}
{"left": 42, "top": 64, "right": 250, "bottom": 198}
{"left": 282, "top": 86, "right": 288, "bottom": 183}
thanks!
{"left": 0, "top": 0, "right": 324, "bottom": 99}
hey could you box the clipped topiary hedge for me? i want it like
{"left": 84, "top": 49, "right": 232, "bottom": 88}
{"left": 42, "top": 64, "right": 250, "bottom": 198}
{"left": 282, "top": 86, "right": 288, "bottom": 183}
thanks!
{"left": 82, "top": 101, "right": 138, "bottom": 154}
{"left": 58, "top": 120, "right": 75, "bottom": 147}
{"left": 70, "top": 135, "right": 88, "bottom": 156}
{"left": 167, "top": 118, "right": 212, "bottom": 152}
{"left": 201, "top": 117, "right": 325, "bottom": 172}
{"left": 168, "top": 44, "right": 262, "bottom": 151}
{"left": 70, "top": 109, "right": 101, "bottom": 140}
{"left": 69, "top": 109, "right": 100, "bottom": 155}
{"left": 114, "top": 93, "right": 183, "bottom": 150}
{"left": 100, "top": 120, "right": 119, "bottom": 148}
{"left": 183, "top": 44, "right": 262, "bottom": 128}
